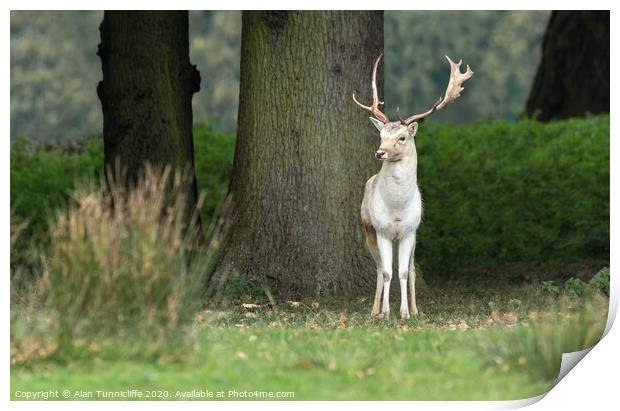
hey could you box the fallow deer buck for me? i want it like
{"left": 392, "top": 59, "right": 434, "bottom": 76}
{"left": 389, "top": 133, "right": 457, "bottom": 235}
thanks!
{"left": 353, "top": 53, "right": 473, "bottom": 319}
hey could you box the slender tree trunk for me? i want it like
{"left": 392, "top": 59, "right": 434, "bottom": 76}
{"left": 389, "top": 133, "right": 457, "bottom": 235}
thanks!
{"left": 208, "top": 11, "right": 383, "bottom": 299}
{"left": 525, "top": 11, "right": 609, "bottom": 121}
{"left": 97, "top": 11, "right": 201, "bottom": 215}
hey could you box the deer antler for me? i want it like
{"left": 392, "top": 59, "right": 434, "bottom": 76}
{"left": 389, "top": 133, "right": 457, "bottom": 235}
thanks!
{"left": 397, "top": 56, "right": 474, "bottom": 125}
{"left": 352, "top": 53, "right": 390, "bottom": 124}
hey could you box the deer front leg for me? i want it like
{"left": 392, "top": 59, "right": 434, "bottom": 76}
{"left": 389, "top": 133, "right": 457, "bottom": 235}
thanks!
{"left": 376, "top": 235, "right": 393, "bottom": 318}
{"left": 372, "top": 268, "right": 383, "bottom": 316}
{"left": 408, "top": 234, "right": 418, "bottom": 316}
{"left": 398, "top": 235, "right": 416, "bottom": 319}
{"left": 364, "top": 226, "right": 383, "bottom": 317}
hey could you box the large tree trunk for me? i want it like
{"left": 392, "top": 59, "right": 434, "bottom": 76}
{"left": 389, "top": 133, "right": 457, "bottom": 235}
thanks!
{"left": 209, "top": 11, "right": 383, "bottom": 299}
{"left": 97, "top": 11, "right": 201, "bottom": 214}
{"left": 525, "top": 11, "right": 609, "bottom": 121}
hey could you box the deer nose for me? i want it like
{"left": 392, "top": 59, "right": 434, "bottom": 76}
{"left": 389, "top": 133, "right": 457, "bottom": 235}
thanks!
{"left": 375, "top": 151, "right": 386, "bottom": 159}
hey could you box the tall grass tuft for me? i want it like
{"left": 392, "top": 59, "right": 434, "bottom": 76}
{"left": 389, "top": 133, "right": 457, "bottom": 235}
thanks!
{"left": 36, "top": 165, "right": 208, "bottom": 360}
{"left": 478, "top": 294, "right": 607, "bottom": 385}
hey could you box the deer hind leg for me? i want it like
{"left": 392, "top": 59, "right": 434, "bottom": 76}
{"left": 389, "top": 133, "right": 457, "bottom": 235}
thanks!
{"left": 408, "top": 235, "right": 419, "bottom": 316}
{"left": 376, "top": 235, "right": 393, "bottom": 318}
{"left": 364, "top": 225, "right": 383, "bottom": 317}
{"left": 398, "top": 235, "right": 416, "bottom": 319}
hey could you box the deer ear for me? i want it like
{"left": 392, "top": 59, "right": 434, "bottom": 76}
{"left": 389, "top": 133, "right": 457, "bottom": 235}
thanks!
{"left": 407, "top": 122, "right": 418, "bottom": 137}
{"left": 369, "top": 117, "right": 385, "bottom": 131}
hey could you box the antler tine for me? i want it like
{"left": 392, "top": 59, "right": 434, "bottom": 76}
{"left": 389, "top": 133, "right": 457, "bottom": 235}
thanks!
{"left": 400, "top": 55, "right": 474, "bottom": 125}
{"left": 352, "top": 53, "right": 389, "bottom": 124}
{"left": 436, "top": 56, "right": 474, "bottom": 111}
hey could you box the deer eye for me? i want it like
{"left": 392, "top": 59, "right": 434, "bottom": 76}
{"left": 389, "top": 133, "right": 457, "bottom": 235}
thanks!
{"left": 399, "top": 136, "right": 406, "bottom": 142}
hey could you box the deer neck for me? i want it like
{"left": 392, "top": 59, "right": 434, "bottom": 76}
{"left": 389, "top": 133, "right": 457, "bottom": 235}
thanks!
{"left": 377, "top": 153, "right": 418, "bottom": 204}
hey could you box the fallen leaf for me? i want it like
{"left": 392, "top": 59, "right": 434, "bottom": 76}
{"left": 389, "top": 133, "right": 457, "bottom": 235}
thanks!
{"left": 457, "top": 321, "right": 469, "bottom": 331}
{"left": 354, "top": 367, "right": 375, "bottom": 379}
{"left": 503, "top": 312, "right": 517, "bottom": 325}
{"left": 235, "top": 351, "right": 247, "bottom": 360}
{"left": 292, "top": 358, "right": 318, "bottom": 369}
{"left": 287, "top": 301, "right": 301, "bottom": 308}
{"left": 338, "top": 312, "right": 347, "bottom": 328}
{"left": 311, "top": 301, "right": 320, "bottom": 310}
{"left": 491, "top": 309, "right": 501, "bottom": 321}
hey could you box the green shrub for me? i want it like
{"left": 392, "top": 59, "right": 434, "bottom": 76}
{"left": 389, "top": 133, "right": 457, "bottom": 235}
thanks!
{"left": 10, "top": 137, "right": 104, "bottom": 240}
{"left": 564, "top": 277, "right": 588, "bottom": 297}
{"left": 10, "top": 126, "right": 236, "bottom": 242}
{"left": 416, "top": 115, "right": 609, "bottom": 278}
{"left": 589, "top": 267, "right": 610, "bottom": 296}
{"left": 540, "top": 280, "right": 559, "bottom": 294}
{"left": 192, "top": 124, "right": 236, "bottom": 223}
{"left": 36, "top": 166, "right": 208, "bottom": 360}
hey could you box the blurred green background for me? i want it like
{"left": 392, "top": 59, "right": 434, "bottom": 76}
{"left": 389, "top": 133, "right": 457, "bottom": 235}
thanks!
{"left": 10, "top": 11, "right": 549, "bottom": 141}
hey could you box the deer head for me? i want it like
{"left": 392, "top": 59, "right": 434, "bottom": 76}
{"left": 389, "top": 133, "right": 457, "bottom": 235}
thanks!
{"left": 352, "top": 53, "right": 473, "bottom": 161}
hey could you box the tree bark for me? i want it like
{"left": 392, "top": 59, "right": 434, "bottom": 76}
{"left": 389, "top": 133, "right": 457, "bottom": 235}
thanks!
{"left": 525, "top": 11, "right": 609, "bottom": 121}
{"left": 209, "top": 11, "right": 383, "bottom": 299}
{"left": 97, "top": 11, "right": 201, "bottom": 214}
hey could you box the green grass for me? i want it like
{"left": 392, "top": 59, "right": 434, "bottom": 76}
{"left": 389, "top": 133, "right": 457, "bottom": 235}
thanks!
{"left": 10, "top": 328, "right": 547, "bottom": 400}
{"left": 11, "top": 279, "right": 608, "bottom": 400}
